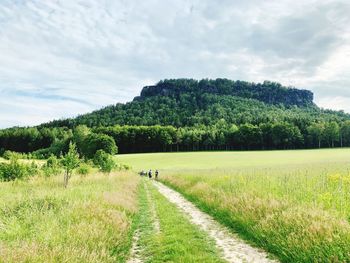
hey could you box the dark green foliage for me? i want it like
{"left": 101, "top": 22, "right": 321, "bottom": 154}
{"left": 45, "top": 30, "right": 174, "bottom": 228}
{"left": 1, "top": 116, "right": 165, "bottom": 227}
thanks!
{"left": 340, "top": 121, "right": 350, "bottom": 147}
{"left": 80, "top": 133, "right": 117, "bottom": 158}
{"left": 94, "top": 125, "right": 176, "bottom": 153}
{"left": 0, "top": 127, "right": 71, "bottom": 153}
{"left": 139, "top": 79, "right": 314, "bottom": 106}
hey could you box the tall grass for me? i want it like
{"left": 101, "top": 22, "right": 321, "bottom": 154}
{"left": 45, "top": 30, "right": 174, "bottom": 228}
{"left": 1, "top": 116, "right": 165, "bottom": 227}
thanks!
{"left": 0, "top": 172, "right": 140, "bottom": 263}
{"left": 161, "top": 161, "right": 350, "bottom": 262}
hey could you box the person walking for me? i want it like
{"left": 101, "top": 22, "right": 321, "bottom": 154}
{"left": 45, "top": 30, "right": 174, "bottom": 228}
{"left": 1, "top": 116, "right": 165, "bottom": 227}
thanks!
{"left": 155, "top": 170, "right": 159, "bottom": 180}
{"left": 148, "top": 169, "right": 152, "bottom": 179}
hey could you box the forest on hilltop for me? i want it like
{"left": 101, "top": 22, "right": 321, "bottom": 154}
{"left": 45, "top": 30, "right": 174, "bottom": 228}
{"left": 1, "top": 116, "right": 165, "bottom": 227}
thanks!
{"left": 1, "top": 79, "right": 350, "bottom": 156}
{"left": 40, "top": 79, "right": 347, "bottom": 128}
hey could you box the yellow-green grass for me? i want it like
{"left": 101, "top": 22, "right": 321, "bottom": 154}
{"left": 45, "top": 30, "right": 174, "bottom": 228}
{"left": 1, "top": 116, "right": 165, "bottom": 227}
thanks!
{"left": 120, "top": 149, "right": 350, "bottom": 262}
{"left": 118, "top": 148, "right": 350, "bottom": 171}
{"left": 0, "top": 172, "right": 140, "bottom": 263}
{"left": 137, "top": 179, "right": 224, "bottom": 263}
{"left": 0, "top": 158, "right": 45, "bottom": 165}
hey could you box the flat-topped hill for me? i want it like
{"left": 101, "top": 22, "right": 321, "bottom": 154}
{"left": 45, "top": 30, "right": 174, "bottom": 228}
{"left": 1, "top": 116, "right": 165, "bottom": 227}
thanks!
{"left": 136, "top": 79, "right": 314, "bottom": 107}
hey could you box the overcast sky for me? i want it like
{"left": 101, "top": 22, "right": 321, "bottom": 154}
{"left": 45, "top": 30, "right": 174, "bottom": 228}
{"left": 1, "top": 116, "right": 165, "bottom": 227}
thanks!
{"left": 0, "top": 0, "right": 349, "bottom": 128}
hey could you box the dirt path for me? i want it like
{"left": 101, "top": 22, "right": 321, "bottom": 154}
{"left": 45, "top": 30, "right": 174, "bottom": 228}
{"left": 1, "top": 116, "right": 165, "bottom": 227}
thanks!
{"left": 153, "top": 181, "right": 278, "bottom": 263}
{"left": 126, "top": 230, "right": 143, "bottom": 263}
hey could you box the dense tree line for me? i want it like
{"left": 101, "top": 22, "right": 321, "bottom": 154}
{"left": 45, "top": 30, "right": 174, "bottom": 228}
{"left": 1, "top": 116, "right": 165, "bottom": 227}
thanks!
{"left": 0, "top": 121, "right": 349, "bottom": 155}
{"left": 94, "top": 126, "right": 177, "bottom": 153}
{"left": 0, "top": 127, "right": 71, "bottom": 153}
{"left": 0, "top": 126, "right": 117, "bottom": 159}
{"left": 97, "top": 121, "right": 347, "bottom": 153}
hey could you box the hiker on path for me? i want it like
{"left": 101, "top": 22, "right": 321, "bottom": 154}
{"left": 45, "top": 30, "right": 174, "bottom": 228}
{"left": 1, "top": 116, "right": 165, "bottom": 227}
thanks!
{"left": 148, "top": 169, "right": 152, "bottom": 179}
{"left": 155, "top": 170, "right": 159, "bottom": 180}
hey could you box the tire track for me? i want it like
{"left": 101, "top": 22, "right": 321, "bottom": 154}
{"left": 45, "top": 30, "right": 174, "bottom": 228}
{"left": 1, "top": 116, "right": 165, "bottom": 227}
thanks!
{"left": 127, "top": 230, "right": 143, "bottom": 263}
{"left": 153, "top": 181, "right": 278, "bottom": 263}
{"left": 127, "top": 180, "right": 161, "bottom": 263}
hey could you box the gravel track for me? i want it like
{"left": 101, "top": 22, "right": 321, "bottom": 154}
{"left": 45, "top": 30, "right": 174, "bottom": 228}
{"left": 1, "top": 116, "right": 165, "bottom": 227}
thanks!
{"left": 153, "top": 181, "right": 278, "bottom": 263}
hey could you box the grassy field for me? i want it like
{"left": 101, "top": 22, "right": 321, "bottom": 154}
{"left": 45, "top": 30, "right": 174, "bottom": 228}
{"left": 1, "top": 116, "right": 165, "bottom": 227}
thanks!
{"left": 119, "top": 149, "right": 350, "bottom": 262}
{"left": 3, "top": 149, "right": 350, "bottom": 262}
{"left": 0, "top": 172, "right": 139, "bottom": 263}
{"left": 118, "top": 148, "right": 350, "bottom": 170}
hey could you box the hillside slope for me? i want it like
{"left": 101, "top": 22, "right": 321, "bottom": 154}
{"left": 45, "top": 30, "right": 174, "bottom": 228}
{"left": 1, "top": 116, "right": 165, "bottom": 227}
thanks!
{"left": 41, "top": 78, "right": 349, "bottom": 128}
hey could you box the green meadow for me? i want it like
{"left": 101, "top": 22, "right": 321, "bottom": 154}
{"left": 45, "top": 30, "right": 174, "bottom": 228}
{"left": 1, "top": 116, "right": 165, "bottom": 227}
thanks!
{"left": 120, "top": 149, "right": 350, "bottom": 262}
{"left": 0, "top": 172, "right": 139, "bottom": 263}
{"left": 3, "top": 149, "right": 350, "bottom": 262}
{"left": 118, "top": 148, "right": 350, "bottom": 170}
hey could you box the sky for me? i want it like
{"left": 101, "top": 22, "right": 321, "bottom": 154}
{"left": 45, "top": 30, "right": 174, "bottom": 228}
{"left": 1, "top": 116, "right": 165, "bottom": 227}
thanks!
{"left": 0, "top": 0, "right": 349, "bottom": 128}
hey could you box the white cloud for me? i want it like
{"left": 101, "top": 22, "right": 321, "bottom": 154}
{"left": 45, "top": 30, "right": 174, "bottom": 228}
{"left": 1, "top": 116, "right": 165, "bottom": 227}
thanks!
{"left": 316, "top": 96, "right": 350, "bottom": 113}
{"left": 0, "top": 0, "right": 349, "bottom": 128}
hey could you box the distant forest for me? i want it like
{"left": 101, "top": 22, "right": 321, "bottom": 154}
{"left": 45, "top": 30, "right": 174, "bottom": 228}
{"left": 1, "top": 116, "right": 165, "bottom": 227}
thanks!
{"left": 1, "top": 79, "right": 350, "bottom": 156}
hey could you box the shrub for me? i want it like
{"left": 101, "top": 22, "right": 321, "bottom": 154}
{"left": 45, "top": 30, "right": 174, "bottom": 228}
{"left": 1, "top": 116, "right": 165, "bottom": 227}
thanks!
{"left": 0, "top": 158, "right": 36, "bottom": 181}
{"left": 2, "top": 150, "right": 24, "bottom": 160}
{"left": 122, "top": 164, "right": 132, "bottom": 170}
{"left": 31, "top": 139, "right": 70, "bottom": 159}
{"left": 76, "top": 163, "right": 91, "bottom": 176}
{"left": 31, "top": 148, "right": 51, "bottom": 159}
{"left": 28, "top": 161, "right": 39, "bottom": 175}
{"left": 42, "top": 155, "right": 61, "bottom": 177}
{"left": 115, "top": 163, "right": 132, "bottom": 171}
{"left": 93, "top": 150, "right": 116, "bottom": 174}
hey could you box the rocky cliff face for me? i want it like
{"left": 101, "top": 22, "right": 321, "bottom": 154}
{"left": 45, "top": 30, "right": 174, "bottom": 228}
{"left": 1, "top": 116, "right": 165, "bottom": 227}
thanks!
{"left": 137, "top": 79, "right": 314, "bottom": 107}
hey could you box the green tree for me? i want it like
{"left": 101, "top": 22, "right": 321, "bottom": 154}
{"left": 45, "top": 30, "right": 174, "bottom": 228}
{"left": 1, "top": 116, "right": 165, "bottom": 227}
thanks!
{"left": 81, "top": 133, "right": 117, "bottom": 158}
{"left": 93, "top": 150, "right": 116, "bottom": 174}
{"left": 323, "top": 122, "right": 340, "bottom": 148}
{"left": 73, "top": 125, "right": 91, "bottom": 154}
{"left": 61, "top": 142, "right": 80, "bottom": 188}
{"left": 340, "top": 121, "right": 350, "bottom": 147}
{"left": 237, "top": 124, "right": 262, "bottom": 149}
{"left": 271, "top": 123, "right": 303, "bottom": 149}
{"left": 307, "top": 122, "right": 325, "bottom": 148}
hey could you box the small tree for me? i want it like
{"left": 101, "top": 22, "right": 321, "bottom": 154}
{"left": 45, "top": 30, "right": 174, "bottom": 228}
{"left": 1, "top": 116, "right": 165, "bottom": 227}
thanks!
{"left": 93, "top": 150, "right": 116, "bottom": 174}
{"left": 61, "top": 142, "right": 80, "bottom": 188}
